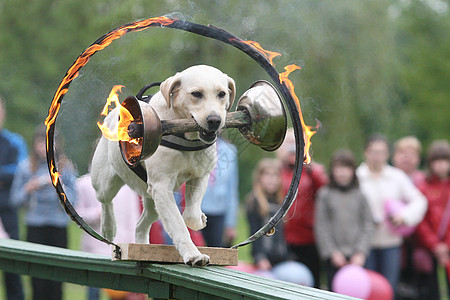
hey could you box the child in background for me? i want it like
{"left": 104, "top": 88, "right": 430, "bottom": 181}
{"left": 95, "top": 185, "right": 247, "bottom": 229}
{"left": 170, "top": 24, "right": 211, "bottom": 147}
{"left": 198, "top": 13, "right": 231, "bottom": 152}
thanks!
{"left": 315, "top": 150, "right": 375, "bottom": 290}
{"left": 415, "top": 140, "right": 450, "bottom": 300}
{"left": 246, "top": 158, "right": 313, "bottom": 286}
{"left": 392, "top": 136, "right": 426, "bottom": 299}
{"left": 357, "top": 134, "right": 427, "bottom": 292}
{"left": 392, "top": 136, "right": 426, "bottom": 186}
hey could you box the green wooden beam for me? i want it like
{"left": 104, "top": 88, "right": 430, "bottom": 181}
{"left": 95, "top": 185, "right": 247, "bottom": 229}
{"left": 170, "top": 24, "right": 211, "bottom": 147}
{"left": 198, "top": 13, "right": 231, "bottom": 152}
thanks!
{"left": 0, "top": 239, "right": 356, "bottom": 299}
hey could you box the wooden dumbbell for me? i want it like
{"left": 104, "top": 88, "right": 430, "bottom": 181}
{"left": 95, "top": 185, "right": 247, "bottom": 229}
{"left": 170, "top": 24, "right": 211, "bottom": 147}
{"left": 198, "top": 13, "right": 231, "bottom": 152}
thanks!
{"left": 120, "top": 80, "right": 287, "bottom": 166}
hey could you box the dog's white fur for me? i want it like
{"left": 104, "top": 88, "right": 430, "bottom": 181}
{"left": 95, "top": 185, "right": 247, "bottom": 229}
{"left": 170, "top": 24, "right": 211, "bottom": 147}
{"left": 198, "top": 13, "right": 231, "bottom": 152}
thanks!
{"left": 91, "top": 65, "right": 235, "bottom": 266}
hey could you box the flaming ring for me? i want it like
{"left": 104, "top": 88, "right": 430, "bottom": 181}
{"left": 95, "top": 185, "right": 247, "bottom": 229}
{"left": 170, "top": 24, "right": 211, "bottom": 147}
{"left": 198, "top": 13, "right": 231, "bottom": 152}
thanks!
{"left": 44, "top": 16, "right": 305, "bottom": 257}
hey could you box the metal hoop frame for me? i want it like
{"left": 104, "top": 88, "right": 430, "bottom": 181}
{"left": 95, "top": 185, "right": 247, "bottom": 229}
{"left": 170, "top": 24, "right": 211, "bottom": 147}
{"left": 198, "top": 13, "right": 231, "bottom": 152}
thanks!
{"left": 45, "top": 16, "right": 305, "bottom": 256}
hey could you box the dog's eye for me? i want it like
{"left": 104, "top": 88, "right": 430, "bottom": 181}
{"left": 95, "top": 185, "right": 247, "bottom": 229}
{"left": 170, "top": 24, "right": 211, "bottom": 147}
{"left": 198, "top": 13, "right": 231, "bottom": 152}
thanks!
{"left": 191, "top": 91, "right": 203, "bottom": 98}
{"left": 218, "top": 91, "right": 226, "bottom": 98}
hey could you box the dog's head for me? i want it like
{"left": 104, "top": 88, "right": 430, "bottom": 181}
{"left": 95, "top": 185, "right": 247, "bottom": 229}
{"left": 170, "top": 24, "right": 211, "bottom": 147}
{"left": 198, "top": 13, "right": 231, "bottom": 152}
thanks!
{"left": 160, "top": 65, "right": 236, "bottom": 144}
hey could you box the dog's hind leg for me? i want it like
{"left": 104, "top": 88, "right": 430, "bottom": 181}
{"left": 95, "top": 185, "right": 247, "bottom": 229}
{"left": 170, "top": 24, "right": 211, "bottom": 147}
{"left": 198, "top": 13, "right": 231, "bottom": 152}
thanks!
{"left": 91, "top": 146, "right": 124, "bottom": 241}
{"left": 95, "top": 174, "right": 123, "bottom": 241}
{"left": 183, "top": 176, "right": 209, "bottom": 231}
{"left": 135, "top": 196, "right": 158, "bottom": 244}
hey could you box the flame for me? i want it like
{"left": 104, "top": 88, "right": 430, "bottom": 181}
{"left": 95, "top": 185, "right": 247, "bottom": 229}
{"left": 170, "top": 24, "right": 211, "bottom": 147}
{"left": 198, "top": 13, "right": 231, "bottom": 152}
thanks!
{"left": 45, "top": 16, "right": 175, "bottom": 130}
{"left": 49, "top": 159, "right": 60, "bottom": 186}
{"left": 231, "top": 37, "right": 318, "bottom": 163}
{"left": 45, "top": 16, "right": 176, "bottom": 187}
{"left": 279, "top": 64, "right": 319, "bottom": 164}
{"left": 233, "top": 39, "right": 281, "bottom": 66}
{"left": 97, "top": 85, "right": 139, "bottom": 144}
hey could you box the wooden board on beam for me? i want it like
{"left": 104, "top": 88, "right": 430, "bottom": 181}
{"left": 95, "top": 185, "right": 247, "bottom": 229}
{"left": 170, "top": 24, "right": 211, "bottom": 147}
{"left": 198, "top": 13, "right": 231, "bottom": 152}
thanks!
{"left": 113, "top": 243, "right": 238, "bottom": 266}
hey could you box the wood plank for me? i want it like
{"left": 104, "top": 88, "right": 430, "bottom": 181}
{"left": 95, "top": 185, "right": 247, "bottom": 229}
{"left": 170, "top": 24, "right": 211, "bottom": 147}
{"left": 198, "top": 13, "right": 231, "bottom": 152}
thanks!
{"left": 114, "top": 243, "right": 238, "bottom": 266}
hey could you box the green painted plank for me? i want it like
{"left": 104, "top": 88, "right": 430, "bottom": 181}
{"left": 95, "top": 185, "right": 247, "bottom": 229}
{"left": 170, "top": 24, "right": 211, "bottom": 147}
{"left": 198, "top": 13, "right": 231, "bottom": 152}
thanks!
{"left": 198, "top": 266, "right": 354, "bottom": 300}
{"left": 0, "top": 239, "right": 357, "bottom": 300}
{"left": 145, "top": 264, "right": 346, "bottom": 300}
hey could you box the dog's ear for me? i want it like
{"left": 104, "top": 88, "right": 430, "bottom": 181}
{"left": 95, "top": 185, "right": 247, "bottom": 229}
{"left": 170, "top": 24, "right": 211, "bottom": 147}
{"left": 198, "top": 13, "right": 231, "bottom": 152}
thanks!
{"left": 227, "top": 77, "right": 236, "bottom": 111}
{"left": 160, "top": 74, "right": 181, "bottom": 108}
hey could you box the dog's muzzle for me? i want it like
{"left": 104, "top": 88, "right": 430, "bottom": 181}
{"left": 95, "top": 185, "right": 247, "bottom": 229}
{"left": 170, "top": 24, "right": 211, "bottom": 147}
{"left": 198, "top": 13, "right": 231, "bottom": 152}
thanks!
{"left": 198, "top": 115, "right": 221, "bottom": 143}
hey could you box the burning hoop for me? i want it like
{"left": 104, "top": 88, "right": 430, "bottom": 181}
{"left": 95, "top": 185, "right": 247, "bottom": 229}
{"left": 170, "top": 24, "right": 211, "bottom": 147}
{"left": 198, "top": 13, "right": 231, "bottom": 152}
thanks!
{"left": 45, "top": 15, "right": 312, "bottom": 257}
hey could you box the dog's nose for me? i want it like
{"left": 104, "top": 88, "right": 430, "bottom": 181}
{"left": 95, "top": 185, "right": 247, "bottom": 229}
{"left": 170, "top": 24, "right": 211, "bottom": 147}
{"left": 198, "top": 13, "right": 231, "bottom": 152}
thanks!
{"left": 206, "top": 115, "right": 221, "bottom": 131}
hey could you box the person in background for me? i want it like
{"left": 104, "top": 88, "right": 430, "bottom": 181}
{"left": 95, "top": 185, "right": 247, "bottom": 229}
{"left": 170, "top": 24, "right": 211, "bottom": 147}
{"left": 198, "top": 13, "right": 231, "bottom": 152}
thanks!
{"left": 201, "top": 136, "right": 238, "bottom": 247}
{"left": 149, "top": 187, "right": 206, "bottom": 247}
{"left": 0, "top": 96, "right": 27, "bottom": 300}
{"left": 414, "top": 140, "right": 450, "bottom": 300}
{"left": 278, "top": 128, "right": 328, "bottom": 288}
{"left": 357, "top": 133, "right": 427, "bottom": 293}
{"left": 392, "top": 136, "right": 425, "bottom": 299}
{"left": 0, "top": 216, "right": 8, "bottom": 239}
{"left": 246, "top": 158, "right": 314, "bottom": 286}
{"left": 152, "top": 135, "right": 237, "bottom": 248}
{"left": 315, "top": 150, "right": 375, "bottom": 290}
{"left": 76, "top": 172, "right": 142, "bottom": 300}
{"left": 393, "top": 136, "right": 426, "bottom": 186}
{"left": 10, "top": 125, "right": 77, "bottom": 300}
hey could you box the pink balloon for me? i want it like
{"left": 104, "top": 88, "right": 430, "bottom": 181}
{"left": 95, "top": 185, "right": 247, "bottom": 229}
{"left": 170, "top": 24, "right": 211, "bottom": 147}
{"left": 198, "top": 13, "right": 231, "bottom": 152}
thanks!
{"left": 384, "top": 199, "right": 416, "bottom": 236}
{"left": 366, "top": 270, "right": 394, "bottom": 300}
{"left": 332, "top": 265, "right": 371, "bottom": 299}
{"left": 252, "top": 269, "right": 277, "bottom": 279}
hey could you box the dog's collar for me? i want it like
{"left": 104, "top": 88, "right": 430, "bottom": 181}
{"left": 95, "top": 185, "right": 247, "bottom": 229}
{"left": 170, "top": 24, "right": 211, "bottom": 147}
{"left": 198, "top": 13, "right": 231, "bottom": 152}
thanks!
{"left": 127, "top": 134, "right": 214, "bottom": 184}
{"left": 160, "top": 134, "right": 215, "bottom": 151}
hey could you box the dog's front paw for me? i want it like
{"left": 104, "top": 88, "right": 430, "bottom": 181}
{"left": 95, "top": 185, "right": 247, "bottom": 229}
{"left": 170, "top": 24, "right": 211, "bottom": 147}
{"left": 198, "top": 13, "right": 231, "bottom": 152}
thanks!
{"left": 183, "top": 212, "right": 207, "bottom": 231}
{"left": 184, "top": 252, "right": 210, "bottom": 267}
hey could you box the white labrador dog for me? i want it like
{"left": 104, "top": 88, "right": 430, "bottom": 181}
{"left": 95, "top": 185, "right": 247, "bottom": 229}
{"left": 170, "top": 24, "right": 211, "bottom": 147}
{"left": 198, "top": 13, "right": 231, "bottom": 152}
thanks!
{"left": 91, "top": 65, "right": 235, "bottom": 266}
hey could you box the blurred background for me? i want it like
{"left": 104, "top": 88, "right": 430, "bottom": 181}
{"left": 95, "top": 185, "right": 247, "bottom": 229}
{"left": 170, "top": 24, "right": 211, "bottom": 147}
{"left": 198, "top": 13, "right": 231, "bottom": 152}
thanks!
{"left": 0, "top": 0, "right": 449, "bottom": 298}
{"left": 1, "top": 0, "right": 448, "bottom": 199}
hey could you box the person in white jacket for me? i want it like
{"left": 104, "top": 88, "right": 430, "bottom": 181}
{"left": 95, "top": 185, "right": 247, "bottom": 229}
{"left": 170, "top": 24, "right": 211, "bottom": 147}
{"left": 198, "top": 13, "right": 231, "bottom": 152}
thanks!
{"left": 356, "top": 134, "right": 427, "bottom": 293}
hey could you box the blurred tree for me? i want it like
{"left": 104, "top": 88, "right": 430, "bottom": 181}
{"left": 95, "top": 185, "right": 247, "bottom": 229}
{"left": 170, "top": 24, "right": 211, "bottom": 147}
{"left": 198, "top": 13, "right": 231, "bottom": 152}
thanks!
{"left": 393, "top": 0, "right": 450, "bottom": 147}
{"left": 0, "top": 0, "right": 448, "bottom": 200}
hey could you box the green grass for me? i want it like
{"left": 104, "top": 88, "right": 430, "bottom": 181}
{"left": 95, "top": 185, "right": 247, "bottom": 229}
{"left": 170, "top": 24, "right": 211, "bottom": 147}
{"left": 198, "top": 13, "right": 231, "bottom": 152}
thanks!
{"left": 438, "top": 266, "right": 449, "bottom": 300}
{"left": 234, "top": 205, "right": 253, "bottom": 264}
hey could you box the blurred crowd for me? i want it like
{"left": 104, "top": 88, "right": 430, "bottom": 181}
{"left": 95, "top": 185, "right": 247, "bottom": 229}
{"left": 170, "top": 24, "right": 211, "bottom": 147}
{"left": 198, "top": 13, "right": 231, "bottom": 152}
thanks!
{"left": 0, "top": 95, "right": 449, "bottom": 300}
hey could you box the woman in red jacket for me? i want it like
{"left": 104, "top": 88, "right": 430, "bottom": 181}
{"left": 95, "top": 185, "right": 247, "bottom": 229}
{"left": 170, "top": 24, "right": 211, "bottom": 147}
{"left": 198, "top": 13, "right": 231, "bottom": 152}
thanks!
{"left": 278, "top": 129, "right": 328, "bottom": 288}
{"left": 415, "top": 140, "right": 450, "bottom": 300}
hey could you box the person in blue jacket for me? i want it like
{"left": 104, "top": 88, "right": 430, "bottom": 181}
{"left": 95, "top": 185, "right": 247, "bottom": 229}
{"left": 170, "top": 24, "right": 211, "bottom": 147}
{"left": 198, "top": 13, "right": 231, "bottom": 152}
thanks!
{"left": 0, "top": 97, "right": 27, "bottom": 300}
{"left": 201, "top": 135, "right": 239, "bottom": 247}
{"left": 11, "top": 125, "right": 77, "bottom": 300}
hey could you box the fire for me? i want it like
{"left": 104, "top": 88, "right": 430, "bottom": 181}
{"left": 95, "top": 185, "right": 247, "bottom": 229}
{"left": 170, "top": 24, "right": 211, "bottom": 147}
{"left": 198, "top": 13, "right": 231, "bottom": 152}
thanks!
{"left": 45, "top": 15, "right": 318, "bottom": 193}
{"left": 49, "top": 159, "right": 60, "bottom": 186}
{"left": 45, "top": 16, "right": 176, "bottom": 187}
{"left": 97, "top": 85, "right": 139, "bottom": 144}
{"left": 45, "top": 16, "right": 175, "bottom": 131}
{"left": 279, "top": 64, "right": 319, "bottom": 164}
{"left": 232, "top": 38, "right": 318, "bottom": 163}
{"left": 233, "top": 39, "right": 281, "bottom": 66}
